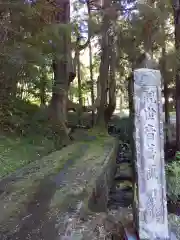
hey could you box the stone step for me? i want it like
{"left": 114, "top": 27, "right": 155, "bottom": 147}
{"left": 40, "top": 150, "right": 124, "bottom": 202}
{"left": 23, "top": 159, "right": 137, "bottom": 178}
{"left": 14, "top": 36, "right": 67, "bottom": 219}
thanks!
{"left": 109, "top": 189, "right": 133, "bottom": 199}
{"left": 116, "top": 162, "right": 132, "bottom": 171}
{"left": 109, "top": 186, "right": 133, "bottom": 194}
{"left": 116, "top": 157, "right": 131, "bottom": 164}
{"left": 116, "top": 180, "right": 132, "bottom": 189}
{"left": 110, "top": 183, "right": 133, "bottom": 192}
{"left": 108, "top": 185, "right": 133, "bottom": 206}
{"left": 116, "top": 186, "right": 133, "bottom": 192}
{"left": 108, "top": 200, "right": 132, "bottom": 208}
{"left": 114, "top": 175, "right": 133, "bottom": 182}
{"left": 110, "top": 182, "right": 132, "bottom": 193}
{"left": 108, "top": 193, "right": 132, "bottom": 208}
{"left": 114, "top": 163, "right": 132, "bottom": 182}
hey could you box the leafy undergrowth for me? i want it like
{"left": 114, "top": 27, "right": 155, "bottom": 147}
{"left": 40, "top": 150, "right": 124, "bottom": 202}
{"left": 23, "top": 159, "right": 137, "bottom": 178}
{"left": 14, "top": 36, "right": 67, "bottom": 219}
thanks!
{"left": 168, "top": 214, "right": 180, "bottom": 239}
{"left": 0, "top": 133, "right": 55, "bottom": 179}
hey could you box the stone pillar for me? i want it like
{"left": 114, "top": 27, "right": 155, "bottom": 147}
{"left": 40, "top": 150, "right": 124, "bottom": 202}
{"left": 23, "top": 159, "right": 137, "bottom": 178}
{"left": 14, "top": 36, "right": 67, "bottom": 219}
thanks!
{"left": 133, "top": 68, "right": 169, "bottom": 239}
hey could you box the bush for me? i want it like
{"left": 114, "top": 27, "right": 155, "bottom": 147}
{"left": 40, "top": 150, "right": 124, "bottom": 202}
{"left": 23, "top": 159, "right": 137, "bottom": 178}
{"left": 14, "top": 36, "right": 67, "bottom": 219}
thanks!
{"left": 108, "top": 116, "right": 133, "bottom": 143}
{"left": 3, "top": 99, "right": 40, "bottom": 135}
{"left": 166, "top": 161, "right": 180, "bottom": 202}
{"left": 175, "top": 151, "right": 180, "bottom": 161}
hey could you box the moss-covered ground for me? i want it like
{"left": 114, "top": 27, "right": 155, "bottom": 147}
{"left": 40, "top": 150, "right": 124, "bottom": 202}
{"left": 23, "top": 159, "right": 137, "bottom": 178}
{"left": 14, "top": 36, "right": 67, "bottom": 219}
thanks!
{"left": 0, "top": 134, "right": 56, "bottom": 178}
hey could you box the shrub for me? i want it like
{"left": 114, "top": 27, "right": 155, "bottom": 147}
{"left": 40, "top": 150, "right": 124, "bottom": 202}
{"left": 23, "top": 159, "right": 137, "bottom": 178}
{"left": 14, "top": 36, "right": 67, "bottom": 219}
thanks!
{"left": 166, "top": 161, "right": 180, "bottom": 202}
{"left": 175, "top": 151, "right": 180, "bottom": 161}
{"left": 108, "top": 116, "right": 133, "bottom": 143}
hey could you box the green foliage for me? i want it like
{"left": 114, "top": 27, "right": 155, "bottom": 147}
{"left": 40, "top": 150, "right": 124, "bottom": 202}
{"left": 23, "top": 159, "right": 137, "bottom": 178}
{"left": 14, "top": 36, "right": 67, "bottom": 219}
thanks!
{"left": 0, "top": 0, "right": 177, "bottom": 177}
{"left": 175, "top": 151, "right": 180, "bottom": 161}
{"left": 166, "top": 161, "right": 180, "bottom": 202}
{"left": 0, "top": 134, "right": 55, "bottom": 178}
{"left": 2, "top": 99, "right": 64, "bottom": 153}
{"left": 6, "top": 99, "right": 39, "bottom": 133}
{"left": 109, "top": 115, "right": 132, "bottom": 142}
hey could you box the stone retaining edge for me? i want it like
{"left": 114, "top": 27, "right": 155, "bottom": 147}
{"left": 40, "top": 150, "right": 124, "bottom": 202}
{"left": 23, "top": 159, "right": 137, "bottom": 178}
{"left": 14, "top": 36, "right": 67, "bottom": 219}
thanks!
{"left": 87, "top": 139, "right": 118, "bottom": 213}
{"left": 60, "top": 139, "right": 119, "bottom": 239}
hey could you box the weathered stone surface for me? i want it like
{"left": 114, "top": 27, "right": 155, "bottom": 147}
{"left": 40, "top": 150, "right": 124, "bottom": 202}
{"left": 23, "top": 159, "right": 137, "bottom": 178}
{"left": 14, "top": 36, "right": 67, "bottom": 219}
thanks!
{"left": 108, "top": 189, "right": 133, "bottom": 208}
{"left": 60, "top": 211, "right": 126, "bottom": 240}
{"left": 133, "top": 68, "right": 169, "bottom": 239}
{"left": 0, "top": 135, "right": 118, "bottom": 240}
{"left": 114, "top": 163, "right": 133, "bottom": 182}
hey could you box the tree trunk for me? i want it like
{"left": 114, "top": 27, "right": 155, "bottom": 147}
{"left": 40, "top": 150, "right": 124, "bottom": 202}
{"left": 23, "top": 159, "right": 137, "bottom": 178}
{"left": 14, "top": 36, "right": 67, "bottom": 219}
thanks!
{"left": 161, "top": 45, "right": 169, "bottom": 142}
{"left": 77, "top": 40, "right": 82, "bottom": 124}
{"left": 143, "top": 0, "right": 155, "bottom": 57}
{"left": 128, "top": 74, "right": 134, "bottom": 120}
{"left": 87, "top": 1, "right": 95, "bottom": 126}
{"left": 0, "top": 8, "right": 19, "bottom": 128}
{"left": 105, "top": 33, "right": 116, "bottom": 123}
{"left": 173, "top": 1, "right": 180, "bottom": 151}
{"left": 96, "top": 0, "right": 111, "bottom": 127}
{"left": 0, "top": 75, "right": 12, "bottom": 115}
{"left": 49, "top": 0, "right": 71, "bottom": 146}
{"left": 40, "top": 67, "right": 46, "bottom": 107}
{"left": 162, "top": 56, "right": 169, "bottom": 127}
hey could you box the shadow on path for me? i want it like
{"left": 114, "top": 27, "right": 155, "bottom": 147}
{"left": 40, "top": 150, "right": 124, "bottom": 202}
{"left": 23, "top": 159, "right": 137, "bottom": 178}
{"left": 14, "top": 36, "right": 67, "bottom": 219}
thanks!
{"left": 5, "top": 178, "right": 57, "bottom": 240}
{"left": 0, "top": 143, "right": 91, "bottom": 240}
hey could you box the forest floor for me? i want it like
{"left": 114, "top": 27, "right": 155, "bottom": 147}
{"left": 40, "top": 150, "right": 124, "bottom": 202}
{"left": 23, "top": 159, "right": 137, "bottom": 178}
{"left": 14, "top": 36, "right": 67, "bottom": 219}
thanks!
{"left": 0, "top": 133, "right": 55, "bottom": 179}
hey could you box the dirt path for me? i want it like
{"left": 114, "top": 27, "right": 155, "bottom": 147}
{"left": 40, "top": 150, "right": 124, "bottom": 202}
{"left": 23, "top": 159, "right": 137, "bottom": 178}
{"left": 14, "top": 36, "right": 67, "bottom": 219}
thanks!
{"left": 0, "top": 144, "right": 87, "bottom": 240}
{"left": 6, "top": 179, "right": 57, "bottom": 240}
{"left": 0, "top": 137, "right": 115, "bottom": 240}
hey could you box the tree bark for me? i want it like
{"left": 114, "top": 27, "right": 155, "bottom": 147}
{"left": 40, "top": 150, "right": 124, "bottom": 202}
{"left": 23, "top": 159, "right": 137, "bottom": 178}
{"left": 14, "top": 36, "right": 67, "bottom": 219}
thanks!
{"left": 173, "top": 0, "right": 180, "bottom": 151}
{"left": 160, "top": 45, "right": 169, "bottom": 140}
{"left": 96, "top": 0, "right": 111, "bottom": 127}
{"left": 77, "top": 38, "right": 83, "bottom": 124}
{"left": 40, "top": 66, "right": 47, "bottom": 107}
{"left": 87, "top": 1, "right": 95, "bottom": 126}
{"left": 128, "top": 74, "right": 134, "bottom": 120}
{"left": 49, "top": 0, "right": 71, "bottom": 145}
{"left": 105, "top": 32, "right": 116, "bottom": 123}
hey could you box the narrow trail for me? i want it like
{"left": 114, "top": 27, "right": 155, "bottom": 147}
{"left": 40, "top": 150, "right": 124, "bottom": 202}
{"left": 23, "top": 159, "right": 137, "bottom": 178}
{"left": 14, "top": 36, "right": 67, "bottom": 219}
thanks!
{"left": 2, "top": 178, "right": 58, "bottom": 240}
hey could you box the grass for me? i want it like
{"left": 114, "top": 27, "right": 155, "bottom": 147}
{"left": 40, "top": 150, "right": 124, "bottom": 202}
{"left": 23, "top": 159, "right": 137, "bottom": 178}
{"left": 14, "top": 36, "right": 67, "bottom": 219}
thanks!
{"left": 0, "top": 123, "right": 110, "bottom": 179}
{"left": 0, "top": 133, "right": 55, "bottom": 179}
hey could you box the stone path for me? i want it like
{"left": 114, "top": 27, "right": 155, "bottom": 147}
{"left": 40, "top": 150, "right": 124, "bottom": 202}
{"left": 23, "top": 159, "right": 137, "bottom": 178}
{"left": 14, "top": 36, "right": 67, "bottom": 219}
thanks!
{"left": 0, "top": 138, "right": 116, "bottom": 240}
{"left": 108, "top": 143, "right": 133, "bottom": 209}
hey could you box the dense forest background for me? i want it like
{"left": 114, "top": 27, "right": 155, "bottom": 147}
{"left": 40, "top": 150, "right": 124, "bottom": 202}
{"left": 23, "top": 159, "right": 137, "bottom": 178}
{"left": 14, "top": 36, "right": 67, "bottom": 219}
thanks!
{"left": 0, "top": 0, "right": 180, "bottom": 177}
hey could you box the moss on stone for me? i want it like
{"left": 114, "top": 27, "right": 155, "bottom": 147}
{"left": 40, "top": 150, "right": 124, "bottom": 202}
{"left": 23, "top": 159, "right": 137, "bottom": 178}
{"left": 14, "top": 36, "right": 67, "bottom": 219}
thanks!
{"left": 0, "top": 143, "right": 88, "bottom": 229}
{"left": 0, "top": 135, "right": 116, "bottom": 236}
{"left": 49, "top": 138, "right": 113, "bottom": 210}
